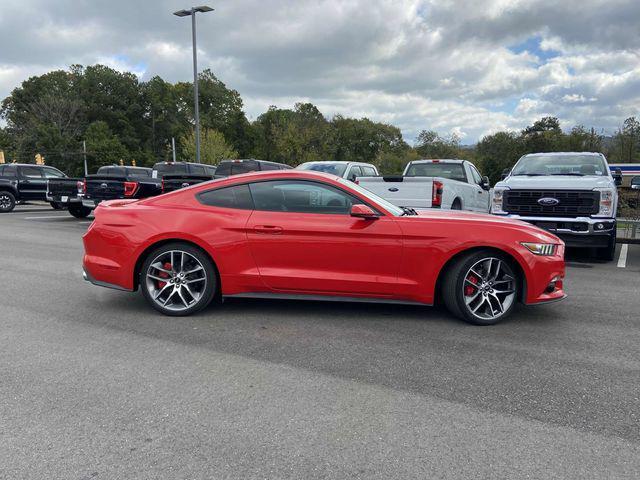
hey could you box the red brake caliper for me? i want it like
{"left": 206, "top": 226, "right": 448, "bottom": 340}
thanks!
{"left": 157, "top": 262, "right": 172, "bottom": 288}
{"left": 465, "top": 275, "right": 478, "bottom": 296}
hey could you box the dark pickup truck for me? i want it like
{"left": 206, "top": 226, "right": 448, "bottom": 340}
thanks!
{"left": 214, "top": 159, "right": 291, "bottom": 179}
{"left": 153, "top": 162, "right": 217, "bottom": 193}
{"left": 47, "top": 177, "right": 87, "bottom": 217}
{"left": 82, "top": 166, "right": 161, "bottom": 212}
{"left": 0, "top": 163, "right": 69, "bottom": 213}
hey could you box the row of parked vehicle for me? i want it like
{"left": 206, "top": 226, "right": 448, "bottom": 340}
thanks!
{"left": 0, "top": 152, "right": 624, "bottom": 261}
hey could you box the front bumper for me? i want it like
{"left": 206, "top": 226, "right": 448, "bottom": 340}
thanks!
{"left": 498, "top": 215, "right": 615, "bottom": 248}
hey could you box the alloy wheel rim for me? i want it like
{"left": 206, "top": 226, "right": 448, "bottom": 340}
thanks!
{"left": 0, "top": 194, "right": 10, "bottom": 209}
{"left": 463, "top": 257, "right": 515, "bottom": 320}
{"left": 145, "top": 250, "right": 207, "bottom": 312}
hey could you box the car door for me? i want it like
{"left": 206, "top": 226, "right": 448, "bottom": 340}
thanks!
{"left": 468, "top": 163, "right": 489, "bottom": 212}
{"left": 346, "top": 165, "right": 362, "bottom": 182}
{"left": 18, "top": 166, "right": 47, "bottom": 200}
{"left": 245, "top": 179, "right": 403, "bottom": 296}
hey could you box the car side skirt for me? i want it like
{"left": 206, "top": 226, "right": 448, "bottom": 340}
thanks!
{"left": 223, "top": 292, "right": 431, "bottom": 306}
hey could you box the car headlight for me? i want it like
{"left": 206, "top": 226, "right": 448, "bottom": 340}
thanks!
{"left": 521, "top": 242, "right": 558, "bottom": 256}
{"left": 491, "top": 187, "right": 509, "bottom": 214}
{"left": 593, "top": 187, "right": 615, "bottom": 218}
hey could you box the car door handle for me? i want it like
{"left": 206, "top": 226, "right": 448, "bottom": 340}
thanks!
{"left": 253, "top": 225, "right": 283, "bottom": 234}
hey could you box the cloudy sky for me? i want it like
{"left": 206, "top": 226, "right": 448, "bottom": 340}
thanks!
{"left": 1, "top": 0, "right": 639, "bottom": 143}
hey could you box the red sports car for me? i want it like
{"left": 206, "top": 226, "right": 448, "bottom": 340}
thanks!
{"left": 83, "top": 170, "right": 566, "bottom": 325}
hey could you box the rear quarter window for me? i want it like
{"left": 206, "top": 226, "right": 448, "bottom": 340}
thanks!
{"left": 198, "top": 184, "right": 253, "bottom": 210}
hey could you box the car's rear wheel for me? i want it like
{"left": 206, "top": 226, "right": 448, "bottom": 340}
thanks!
{"left": 50, "top": 201, "right": 64, "bottom": 210}
{"left": 0, "top": 191, "right": 16, "bottom": 213}
{"left": 140, "top": 243, "right": 216, "bottom": 316}
{"left": 443, "top": 250, "right": 518, "bottom": 325}
{"left": 68, "top": 205, "right": 92, "bottom": 218}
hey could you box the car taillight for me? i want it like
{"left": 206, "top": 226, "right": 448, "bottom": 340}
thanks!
{"left": 77, "top": 180, "right": 86, "bottom": 194}
{"left": 432, "top": 180, "right": 443, "bottom": 207}
{"left": 124, "top": 181, "right": 139, "bottom": 197}
{"left": 161, "top": 179, "right": 165, "bottom": 193}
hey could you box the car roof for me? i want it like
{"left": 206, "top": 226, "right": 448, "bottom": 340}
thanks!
{"left": 409, "top": 159, "right": 467, "bottom": 164}
{"left": 522, "top": 152, "right": 604, "bottom": 157}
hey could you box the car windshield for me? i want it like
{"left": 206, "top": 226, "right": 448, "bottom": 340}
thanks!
{"left": 299, "top": 163, "right": 348, "bottom": 177}
{"left": 337, "top": 178, "right": 404, "bottom": 216}
{"left": 405, "top": 162, "right": 466, "bottom": 181}
{"left": 511, "top": 155, "right": 608, "bottom": 176}
{"left": 154, "top": 163, "right": 187, "bottom": 176}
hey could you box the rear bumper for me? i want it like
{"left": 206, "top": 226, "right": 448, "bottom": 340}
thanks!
{"left": 82, "top": 199, "right": 100, "bottom": 209}
{"left": 47, "top": 194, "right": 81, "bottom": 204}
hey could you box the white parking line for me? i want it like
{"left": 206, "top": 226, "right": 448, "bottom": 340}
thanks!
{"left": 617, "top": 244, "right": 628, "bottom": 268}
{"left": 22, "top": 215, "right": 71, "bottom": 220}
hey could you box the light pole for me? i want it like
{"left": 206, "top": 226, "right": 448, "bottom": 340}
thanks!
{"left": 173, "top": 5, "right": 214, "bottom": 164}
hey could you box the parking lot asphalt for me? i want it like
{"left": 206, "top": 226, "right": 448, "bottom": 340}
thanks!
{"left": 1, "top": 204, "right": 639, "bottom": 479}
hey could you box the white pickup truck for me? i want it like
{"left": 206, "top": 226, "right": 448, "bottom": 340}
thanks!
{"left": 357, "top": 159, "right": 491, "bottom": 212}
{"left": 492, "top": 152, "right": 622, "bottom": 261}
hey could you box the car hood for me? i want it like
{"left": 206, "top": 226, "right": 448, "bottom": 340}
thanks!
{"left": 409, "top": 209, "right": 561, "bottom": 243}
{"left": 496, "top": 175, "right": 614, "bottom": 190}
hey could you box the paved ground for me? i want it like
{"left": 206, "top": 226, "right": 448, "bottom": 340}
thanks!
{"left": 1, "top": 204, "right": 639, "bottom": 479}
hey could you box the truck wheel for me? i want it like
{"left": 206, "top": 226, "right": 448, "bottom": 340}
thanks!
{"left": 140, "top": 242, "right": 217, "bottom": 316}
{"left": 0, "top": 191, "right": 16, "bottom": 213}
{"left": 443, "top": 250, "right": 518, "bottom": 325}
{"left": 50, "top": 201, "right": 64, "bottom": 210}
{"left": 595, "top": 232, "right": 616, "bottom": 262}
{"left": 68, "top": 205, "right": 92, "bottom": 219}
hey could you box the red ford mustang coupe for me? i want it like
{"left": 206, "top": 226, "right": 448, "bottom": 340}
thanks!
{"left": 83, "top": 170, "right": 566, "bottom": 325}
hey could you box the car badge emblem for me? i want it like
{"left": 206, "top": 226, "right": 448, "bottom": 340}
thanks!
{"left": 538, "top": 197, "right": 559, "bottom": 206}
{"left": 388, "top": 187, "right": 399, "bottom": 192}
{"left": 100, "top": 183, "right": 108, "bottom": 189}
{"left": 182, "top": 182, "right": 190, "bottom": 188}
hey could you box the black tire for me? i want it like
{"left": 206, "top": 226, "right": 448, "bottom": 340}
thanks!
{"left": 140, "top": 242, "right": 217, "bottom": 316}
{"left": 50, "top": 201, "right": 64, "bottom": 210}
{"left": 595, "top": 232, "right": 616, "bottom": 262}
{"left": 0, "top": 191, "right": 16, "bottom": 213}
{"left": 442, "top": 250, "right": 519, "bottom": 325}
{"left": 451, "top": 199, "right": 462, "bottom": 210}
{"left": 68, "top": 205, "right": 92, "bottom": 218}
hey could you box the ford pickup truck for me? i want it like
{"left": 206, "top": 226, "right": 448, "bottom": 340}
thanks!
{"left": 491, "top": 152, "right": 622, "bottom": 261}
{"left": 357, "top": 159, "right": 490, "bottom": 212}
{"left": 152, "top": 161, "right": 217, "bottom": 193}
{"left": 81, "top": 166, "right": 161, "bottom": 212}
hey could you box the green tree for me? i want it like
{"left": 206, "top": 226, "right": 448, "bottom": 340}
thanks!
{"left": 180, "top": 128, "right": 237, "bottom": 165}
{"left": 476, "top": 131, "right": 525, "bottom": 184}
{"left": 521, "top": 116, "right": 564, "bottom": 152}
{"left": 85, "top": 121, "right": 128, "bottom": 170}
{"left": 330, "top": 116, "right": 407, "bottom": 165}
{"left": 415, "top": 130, "right": 465, "bottom": 159}
{"left": 613, "top": 117, "right": 640, "bottom": 162}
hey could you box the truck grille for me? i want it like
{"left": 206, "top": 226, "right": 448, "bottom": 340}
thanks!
{"left": 503, "top": 190, "right": 599, "bottom": 217}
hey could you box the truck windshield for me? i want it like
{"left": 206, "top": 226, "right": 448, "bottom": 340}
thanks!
{"left": 511, "top": 155, "right": 608, "bottom": 176}
{"left": 299, "top": 163, "right": 348, "bottom": 177}
{"left": 405, "top": 163, "right": 466, "bottom": 181}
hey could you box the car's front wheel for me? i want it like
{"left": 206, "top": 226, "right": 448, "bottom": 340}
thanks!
{"left": 68, "top": 205, "right": 92, "bottom": 218}
{"left": 140, "top": 242, "right": 217, "bottom": 316}
{"left": 0, "top": 191, "right": 16, "bottom": 213}
{"left": 443, "top": 250, "right": 519, "bottom": 325}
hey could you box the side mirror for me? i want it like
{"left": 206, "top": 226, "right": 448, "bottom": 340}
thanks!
{"left": 350, "top": 204, "right": 379, "bottom": 219}
{"left": 348, "top": 174, "right": 357, "bottom": 182}
{"left": 500, "top": 168, "right": 511, "bottom": 180}
{"left": 480, "top": 176, "right": 491, "bottom": 191}
{"left": 613, "top": 168, "right": 623, "bottom": 187}
{"left": 631, "top": 176, "right": 640, "bottom": 190}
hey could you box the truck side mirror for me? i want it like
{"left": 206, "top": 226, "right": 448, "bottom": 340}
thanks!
{"left": 631, "top": 176, "right": 640, "bottom": 190}
{"left": 500, "top": 168, "right": 510, "bottom": 180}
{"left": 613, "top": 168, "right": 623, "bottom": 187}
{"left": 480, "top": 176, "right": 491, "bottom": 191}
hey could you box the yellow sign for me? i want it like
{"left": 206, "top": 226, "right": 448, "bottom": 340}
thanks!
{"left": 0, "top": 151, "right": 5, "bottom": 164}
{"left": 132, "top": 160, "right": 136, "bottom": 166}
{"left": 35, "top": 153, "right": 45, "bottom": 165}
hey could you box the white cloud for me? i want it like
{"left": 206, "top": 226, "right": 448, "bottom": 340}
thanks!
{"left": 0, "top": 0, "right": 639, "bottom": 141}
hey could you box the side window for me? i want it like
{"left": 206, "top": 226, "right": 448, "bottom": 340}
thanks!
{"left": 42, "top": 167, "right": 65, "bottom": 178}
{"left": 97, "top": 167, "right": 112, "bottom": 175}
{"left": 469, "top": 165, "right": 483, "bottom": 184}
{"left": 191, "top": 165, "right": 206, "bottom": 175}
{"left": 259, "top": 163, "right": 280, "bottom": 171}
{"left": 249, "top": 180, "right": 361, "bottom": 214}
{"left": 0, "top": 166, "right": 4, "bottom": 176}
{"left": 20, "top": 166, "right": 44, "bottom": 178}
{"left": 198, "top": 184, "right": 253, "bottom": 210}
{"left": 347, "top": 166, "right": 363, "bottom": 181}
{"left": 206, "top": 166, "right": 217, "bottom": 176}
{"left": 362, "top": 166, "right": 377, "bottom": 176}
